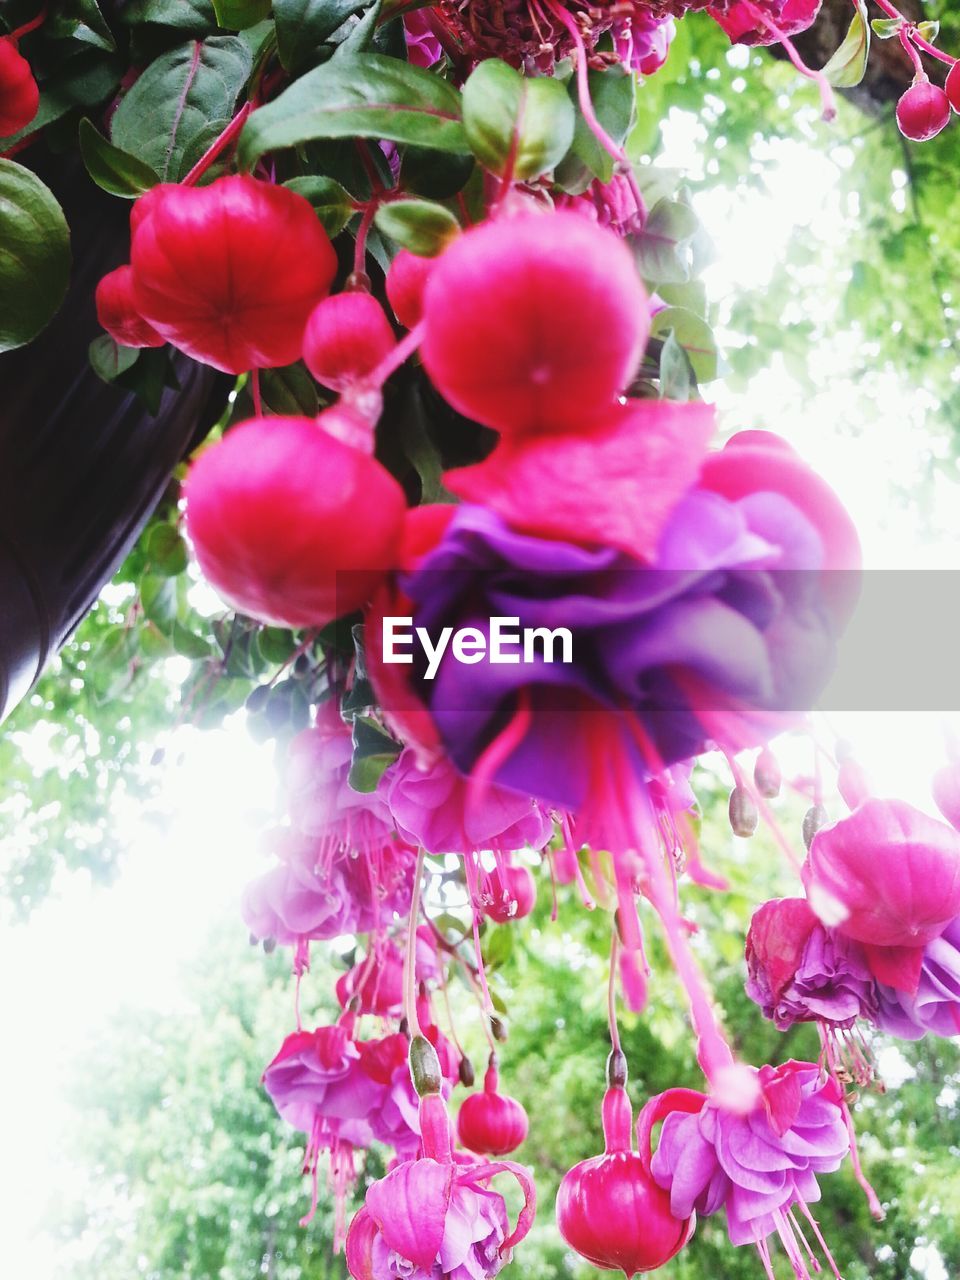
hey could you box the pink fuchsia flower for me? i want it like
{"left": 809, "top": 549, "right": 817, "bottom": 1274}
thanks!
{"left": 284, "top": 704, "right": 397, "bottom": 851}
{"left": 336, "top": 931, "right": 442, "bottom": 1016}
{"left": 402, "top": 7, "right": 443, "bottom": 66}
{"left": 612, "top": 12, "right": 675, "bottom": 74}
{"left": 646, "top": 1062, "right": 849, "bottom": 1274}
{"left": 874, "top": 916, "right": 960, "bottom": 1040}
{"left": 381, "top": 747, "right": 553, "bottom": 856}
{"left": 709, "top": 0, "right": 821, "bottom": 46}
{"left": 241, "top": 829, "right": 414, "bottom": 955}
{"left": 445, "top": 397, "right": 716, "bottom": 564}
{"left": 557, "top": 1062, "right": 693, "bottom": 1276}
{"left": 745, "top": 897, "right": 878, "bottom": 1032}
{"left": 262, "top": 1019, "right": 383, "bottom": 1237}
{"left": 345, "top": 1096, "right": 535, "bottom": 1280}
{"left": 802, "top": 798, "right": 960, "bottom": 992}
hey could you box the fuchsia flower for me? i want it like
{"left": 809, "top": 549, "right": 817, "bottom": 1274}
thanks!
{"left": 874, "top": 916, "right": 960, "bottom": 1040}
{"left": 802, "top": 798, "right": 960, "bottom": 992}
{"left": 381, "top": 747, "right": 553, "bottom": 856}
{"left": 612, "top": 12, "right": 676, "bottom": 74}
{"left": 647, "top": 1062, "right": 849, "bottom": 1274}
{"left": 336, "top": 931, "right": 442, "bottom": 1016}
{"left": 402, "top": 7, "right": 443, "bottom": 66}
{"left": 346, "top": 1092, "right": 535, "bottom": 1280}
{"left": 241, "top": 829, "right": 414, "bottom": 954}
{"left": 745, "top": 897, "right": 877, "bottom": 1031}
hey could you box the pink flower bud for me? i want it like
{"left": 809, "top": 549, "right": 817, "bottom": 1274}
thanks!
{"left": 896, "top": 79, "right": 951, "bottom": 142}
{"left": 421, "top": 211, "right": 649, "bottom": 437}
{"left": 753, "top": 747, "right": 781, "bottom": 798}
{"left": 386, "top": 249, "right": 436, "bottom": 328}
{"left": 947, "top": 61, "right": 960, "bottom": 113}
{"left": 0, "top": 39, "right": 39, "bottom": 137}
{"left": 302, "top": 292, "right": 396, "bottom": 391}
{"left": 184, "top": 416, "right": 406, "bottom": 628}
{"left": 457, "top": 1056, "right": 529, "bottom": 1156}
{"left": 95, "top": 265, "right": 166, "bottom": 349}
{"left": 556, "top": 1084, "right": 693, "bottom": 1276}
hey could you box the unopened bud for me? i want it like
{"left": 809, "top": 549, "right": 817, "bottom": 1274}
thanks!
{"left": 458, "top": 1054, "right": 475, "bottom": 1087}
{"left": 802, "top": 803, "right": 828, "bottom": 851}
{"left": 409, "top": 1033, "right": 443, "bottom": 1097}
{"left": 728, "top": 785, "right": 759, "bottom": 837}
{"left": 490, "top": 1015, "right": 508, "bottom": 1043}
{"left": 606, "top": 1047, "right": 628, "bottom": 1090}
{"left": 753, "top": 748, "right": 781, "bottom": 799}
{"left": 262, "top": 937, "right": 276, "bottom": 955}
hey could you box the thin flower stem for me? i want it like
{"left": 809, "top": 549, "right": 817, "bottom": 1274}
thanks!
{"left": 899, "top": 27, "right": 926, "bottom": 79}
{"left": 404, "top": 847, "right": 427, "bottom": 1035}
{"left": 542, "top": 0, "right": 646, "bottom": 222}
{"left": 365, "top": 320, "right": 425, "bottom": 389}
{"left": 608, "top": 932, "right": 622, "bottom": 1054}
{"left": 251, "top": 367, "right": 263, "bottom": 418}
{"left": 353, "top": 202, "right": 377, "bottom": 277}
{"left": 8, "top": 7, "right": 46, "bottom": 39}
{"left": 910, "top": 29, "right": 957, "bottom": 66}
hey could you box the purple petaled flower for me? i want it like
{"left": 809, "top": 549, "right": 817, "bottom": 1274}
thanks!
{"left": 262, "top": 1022, "right": 382, "bottom": 1147}
{"left": 874, "top": 917, "right": 960, "bottom": 1040}
{"left": 242, "top": 830, "right": 415, "bottom": 951}
{"left": 650, "top": 1062, "right": 849, "bottom": 1265}
{"left": 393, "top": 491, "right": 835, "bottom": 810}
{"left": 381, "top": 747, "right": 553, "bottom": 855}
{"left": 369, "top": 1183, "right": 507, "bottom": 1280}
{"left": 747, "top": 915, "right": 878, "bottom": 1032}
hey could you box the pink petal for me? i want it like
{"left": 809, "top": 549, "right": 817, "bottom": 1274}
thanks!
{"left": 445, "top": 399, "right": 715, "bottom": 563}
{"left": 366, "top": 1158, "right": 453, "bottom": 1269}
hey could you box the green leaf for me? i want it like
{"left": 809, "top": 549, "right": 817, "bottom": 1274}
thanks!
{"left": 79, "top": 118, "right": 160, "bottom": 197}
{"left": 461, "top": 59, "right": 574, "bottom": 181}
{"left": 146, "top": 525, "right": 190, "bottom": 577}
{"left": 374, "top": 198, "right": 459, "bottom": 256}
{"left": 869, "top": 16, "right": 901, "bottom": 37}
{"left": 140, "top": 575, "right": 178, "bottom": 632}
{"left": 173, "top": 623, "right": 214, "bottom": 659}
{"left": 212, "top": 0, "right": 272, "bottom": 28}
{"left": 257, "top": 627, "right": 297, "bottom": 664}
{"left": 658, "top": 329, "right": 695, "bottom": 401}
{"left": 121, "top": 0, "right": 218, "bottom": 30}
{"left": 284, "top": 175, "right": 355, "bottom": 236}
{"left": 274, "top": 0, "right": 369, "bottom": 72}
{"left": 111, "top": 37, "right": 253, "bottom": 182}
{"left": 238, "top": 53, "right": 469, "bottom": 166}
{"left": 89, "top": 335, "right": 140, "bottom": 383}
{"left": 822, "top": 0, "right": 870, "bottom": 89}
{"left": 332, "top": 0, "right": 381, "bottom": 56}
{"left": 916, "top": 20, "right": 940, "bottom": 42}
{"left": 567, "top": 66, "right": 636, "bottom": 183}
{"left": 48, "top": 0, "right": 117, "bottom": 51}
{"left": 632, "top": 197, "right": 700, "bottom": 286}
{"left": 0, "top": 160, "right": 71, "bottom": 354}
{"left": 399, "top": 145, "right": 475, "bottom": 200}
{"left": 259, "top": 363, "right": 320, "bottom": 416}
{"left": 348, "top": 715, "right": 402, "bottom": 792}
{"left": 651, "top": 307, "right": 719, "bottom": 383}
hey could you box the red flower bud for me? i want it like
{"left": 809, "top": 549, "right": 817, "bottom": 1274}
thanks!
{"left": 0, "top": 39, "right": 40, "bottom": 137}
{"left": 184, "top": 415, "right": 406, "bottom": 628}
{"left": 556, "top": 1084, "right": 692, "bottom": 1276}
{"left": 386, "top": 249, "right": 436, "bottom": 329}
{"left": 457, "top": 1056, "right": 528, "bottom": 1156}
{"left": 95, "top": 265, "right": 166, "bottom": 349}
{"left": 896, "top": 79, "right": 951, "bottom": 142}
{"left": 130, "top": 176, "right": 337, "bottom": 374}
{"left": 947, "top": 61, "right": 960, "bottom": 114}
{"left": 421, "top": 211, "right": 649, "bottom": 437}
{"left": 302, "top": 291, "right": 396, "bottom": 391}
{"left": 483, "top": 862, "right": 536, "bottom": 924}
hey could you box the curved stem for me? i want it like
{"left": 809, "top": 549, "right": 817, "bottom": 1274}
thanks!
{"left": 404, "top": 847, "right": 427, "bottom": 1035}
{"left": 364, "top": 320, "right": 425, "bottom": 390}
{"left": 899, "top": 27, "right": 926, "bottom": 79}
{"left": 8, "top": 7, "right": 46, "bottom": 39}
{"left": 542, "top": 0, "right": 646, "bottom": 221}
{"left": 182, "top": 102, "right": 253, "bottom": 187}
{"left": 353, "top": 202, "right": 377, "bottom": 277}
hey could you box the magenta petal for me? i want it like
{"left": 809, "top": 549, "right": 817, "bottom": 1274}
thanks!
{"left": 366, "top": 1158, "right": 453, "bottom": 1269}
{"left": 345, "top": 1207, "right": 378, "bottom": 1280}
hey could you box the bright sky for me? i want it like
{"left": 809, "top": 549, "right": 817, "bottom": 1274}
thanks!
{"left": 2, "top": 102, "right": 959, "bottom": 1280}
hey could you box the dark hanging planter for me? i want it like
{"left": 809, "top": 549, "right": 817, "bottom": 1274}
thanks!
{"left": 0, "top": 150, "right": 231, "bottom": 722}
